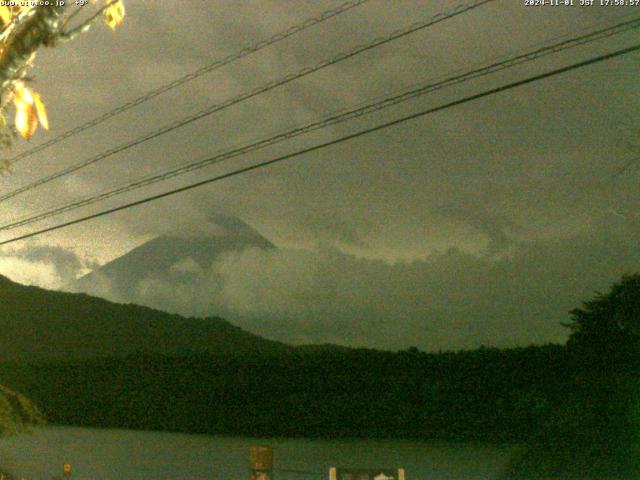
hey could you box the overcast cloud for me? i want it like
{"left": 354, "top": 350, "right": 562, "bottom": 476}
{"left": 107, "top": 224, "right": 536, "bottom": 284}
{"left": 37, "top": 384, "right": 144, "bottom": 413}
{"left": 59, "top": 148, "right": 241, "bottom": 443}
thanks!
{"left": 0, "top": 0, "right": 638, "bottom": 350}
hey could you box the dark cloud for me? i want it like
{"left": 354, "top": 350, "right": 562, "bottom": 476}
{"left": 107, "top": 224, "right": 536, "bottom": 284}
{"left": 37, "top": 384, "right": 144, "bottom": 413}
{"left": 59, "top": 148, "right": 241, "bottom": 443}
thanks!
{"left": 435, "top": 201, "right": 518, "bottom": 255}
{"left": 0, "top": 1, "right": 638, "bottom": 349}
{"left": 72, "top": 220, "right": 640, "bottom": 351}
{"left": 210, "top": 226, "right": 639, "bottom": 350}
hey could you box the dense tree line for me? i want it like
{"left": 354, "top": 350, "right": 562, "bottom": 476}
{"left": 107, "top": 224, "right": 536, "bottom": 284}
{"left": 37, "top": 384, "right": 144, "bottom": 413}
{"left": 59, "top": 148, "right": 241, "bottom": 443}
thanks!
{"left": 508, "top": 274, "right": 640, "bottom": 478}
{"left": 0, "top": 344, "right": 570, "bottom": 441}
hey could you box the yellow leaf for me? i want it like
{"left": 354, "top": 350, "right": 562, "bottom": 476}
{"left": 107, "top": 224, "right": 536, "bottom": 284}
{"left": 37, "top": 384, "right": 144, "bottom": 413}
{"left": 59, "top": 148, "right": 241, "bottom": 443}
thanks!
{"left": 15, "top": 103, "right": 37, "bottom": 140}
{"left": 32, "top": 93, "right": 48, "bottom": 130}
{"left": 103, "top": 0, "right": 125, "bottom": 30}
{"left": 13, "top": 83, "right": 38, "bottom": 140}
{"left": 13, "top": 82, "right": 32, "bottom": 105}
{"left": 0, "top": 6, "right": 12, "bottom": 26}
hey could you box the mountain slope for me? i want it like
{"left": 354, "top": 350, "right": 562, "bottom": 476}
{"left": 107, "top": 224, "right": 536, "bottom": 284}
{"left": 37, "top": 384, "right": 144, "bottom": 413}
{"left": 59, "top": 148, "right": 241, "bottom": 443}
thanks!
{"left": 71, "top": 214, "right": 274, "bottom": 304}
{"left": 0, "top": 274, "right": 290, "bottom": 362}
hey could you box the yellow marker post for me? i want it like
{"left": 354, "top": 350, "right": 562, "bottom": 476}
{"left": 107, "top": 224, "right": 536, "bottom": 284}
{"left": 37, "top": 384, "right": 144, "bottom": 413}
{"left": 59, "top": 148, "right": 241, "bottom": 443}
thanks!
{"left": 250, "top": 446, "right": 273, "bottom": 480}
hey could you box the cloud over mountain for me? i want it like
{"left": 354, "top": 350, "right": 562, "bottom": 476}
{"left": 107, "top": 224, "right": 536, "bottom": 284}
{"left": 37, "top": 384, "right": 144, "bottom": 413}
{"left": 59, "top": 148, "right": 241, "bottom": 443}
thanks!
{"left": 67, "top": 215, "right": 640, "bottom": 351}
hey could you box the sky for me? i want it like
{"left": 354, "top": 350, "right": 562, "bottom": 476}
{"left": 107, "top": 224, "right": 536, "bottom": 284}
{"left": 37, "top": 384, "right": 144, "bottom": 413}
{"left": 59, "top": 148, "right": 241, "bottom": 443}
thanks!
{"left": 0, "top": 0, "right": 639, "bottom": 351}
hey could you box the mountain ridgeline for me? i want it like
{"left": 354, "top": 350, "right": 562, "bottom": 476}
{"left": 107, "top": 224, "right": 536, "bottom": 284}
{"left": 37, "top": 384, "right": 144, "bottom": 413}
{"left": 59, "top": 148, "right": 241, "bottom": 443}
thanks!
{"left": 0, "top": 274, "right": 289, "bottom": 362}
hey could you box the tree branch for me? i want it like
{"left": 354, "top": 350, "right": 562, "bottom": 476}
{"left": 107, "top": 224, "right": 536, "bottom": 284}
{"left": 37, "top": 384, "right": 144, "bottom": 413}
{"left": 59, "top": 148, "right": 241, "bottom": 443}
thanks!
{"left": 0, "top": 5, "right": 67, "bottom": 91}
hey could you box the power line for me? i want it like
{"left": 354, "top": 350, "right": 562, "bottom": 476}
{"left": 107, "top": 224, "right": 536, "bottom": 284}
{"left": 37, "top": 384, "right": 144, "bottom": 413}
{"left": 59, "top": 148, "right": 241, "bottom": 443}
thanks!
{"left": 3, "top": 15, "right": 639, "bottom": 232}
{"left": 0, "top": 0, "right": 494, "bottom": 204}
{"left": 2, "top": 0, "right": 372, "bottom": 166}
{"left": 1, "top": 42, "right": 638, "bottom": 246}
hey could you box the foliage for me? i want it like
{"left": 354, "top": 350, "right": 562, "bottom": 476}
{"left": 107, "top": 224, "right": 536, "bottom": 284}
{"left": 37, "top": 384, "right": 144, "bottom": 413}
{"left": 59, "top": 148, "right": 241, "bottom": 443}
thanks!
{"left": 0, "top": 384, "right": 43, "bottom": 436}
{"left": 508, "top": 273, "right": 640, "bottom": 478}
{"left": 565, "top": 273, "right": 640, "bottom": 352}
{"left": 0, "top": 0, "right": 125, "bottom": 160}
{"left": 0, "top": 345, "right": 569, "bottom": 441}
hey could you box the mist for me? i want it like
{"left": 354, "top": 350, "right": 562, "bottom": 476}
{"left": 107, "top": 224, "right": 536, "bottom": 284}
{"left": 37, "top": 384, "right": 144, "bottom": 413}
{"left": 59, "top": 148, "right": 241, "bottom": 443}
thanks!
{"left": 66, "top": 222, "right": 640, "bottom": 351}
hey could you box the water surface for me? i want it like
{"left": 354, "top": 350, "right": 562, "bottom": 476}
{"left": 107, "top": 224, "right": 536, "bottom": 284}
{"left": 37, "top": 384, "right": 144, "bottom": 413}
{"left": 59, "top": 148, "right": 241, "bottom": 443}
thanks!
{"left": 0, "top": 427, "right": 518, "bottom": 480}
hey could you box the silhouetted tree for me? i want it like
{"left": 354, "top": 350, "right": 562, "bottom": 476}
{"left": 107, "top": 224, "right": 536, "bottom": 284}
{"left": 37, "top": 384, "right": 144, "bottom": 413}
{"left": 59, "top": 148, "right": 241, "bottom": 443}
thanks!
{"left": 561, "top": 274, "right": 640, "bottom": 476}
{"left": 565, "top": 273, "right": 640, "bottom": 353}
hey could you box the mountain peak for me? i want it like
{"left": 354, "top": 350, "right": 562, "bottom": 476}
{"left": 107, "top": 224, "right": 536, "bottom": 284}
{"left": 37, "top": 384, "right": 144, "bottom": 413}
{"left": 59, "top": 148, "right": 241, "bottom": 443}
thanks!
{"left": 70, "top": 214, "right": 274, "bottom": 311}
{"left": 167, "top": 214, "right": 272, "bottom": 245}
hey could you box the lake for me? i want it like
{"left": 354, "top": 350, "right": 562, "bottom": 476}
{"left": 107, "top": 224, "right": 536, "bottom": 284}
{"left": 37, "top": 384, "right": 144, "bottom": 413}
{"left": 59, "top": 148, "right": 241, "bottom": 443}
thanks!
{"left": 0, "top": 427, "right": 518, "bottom": 480}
